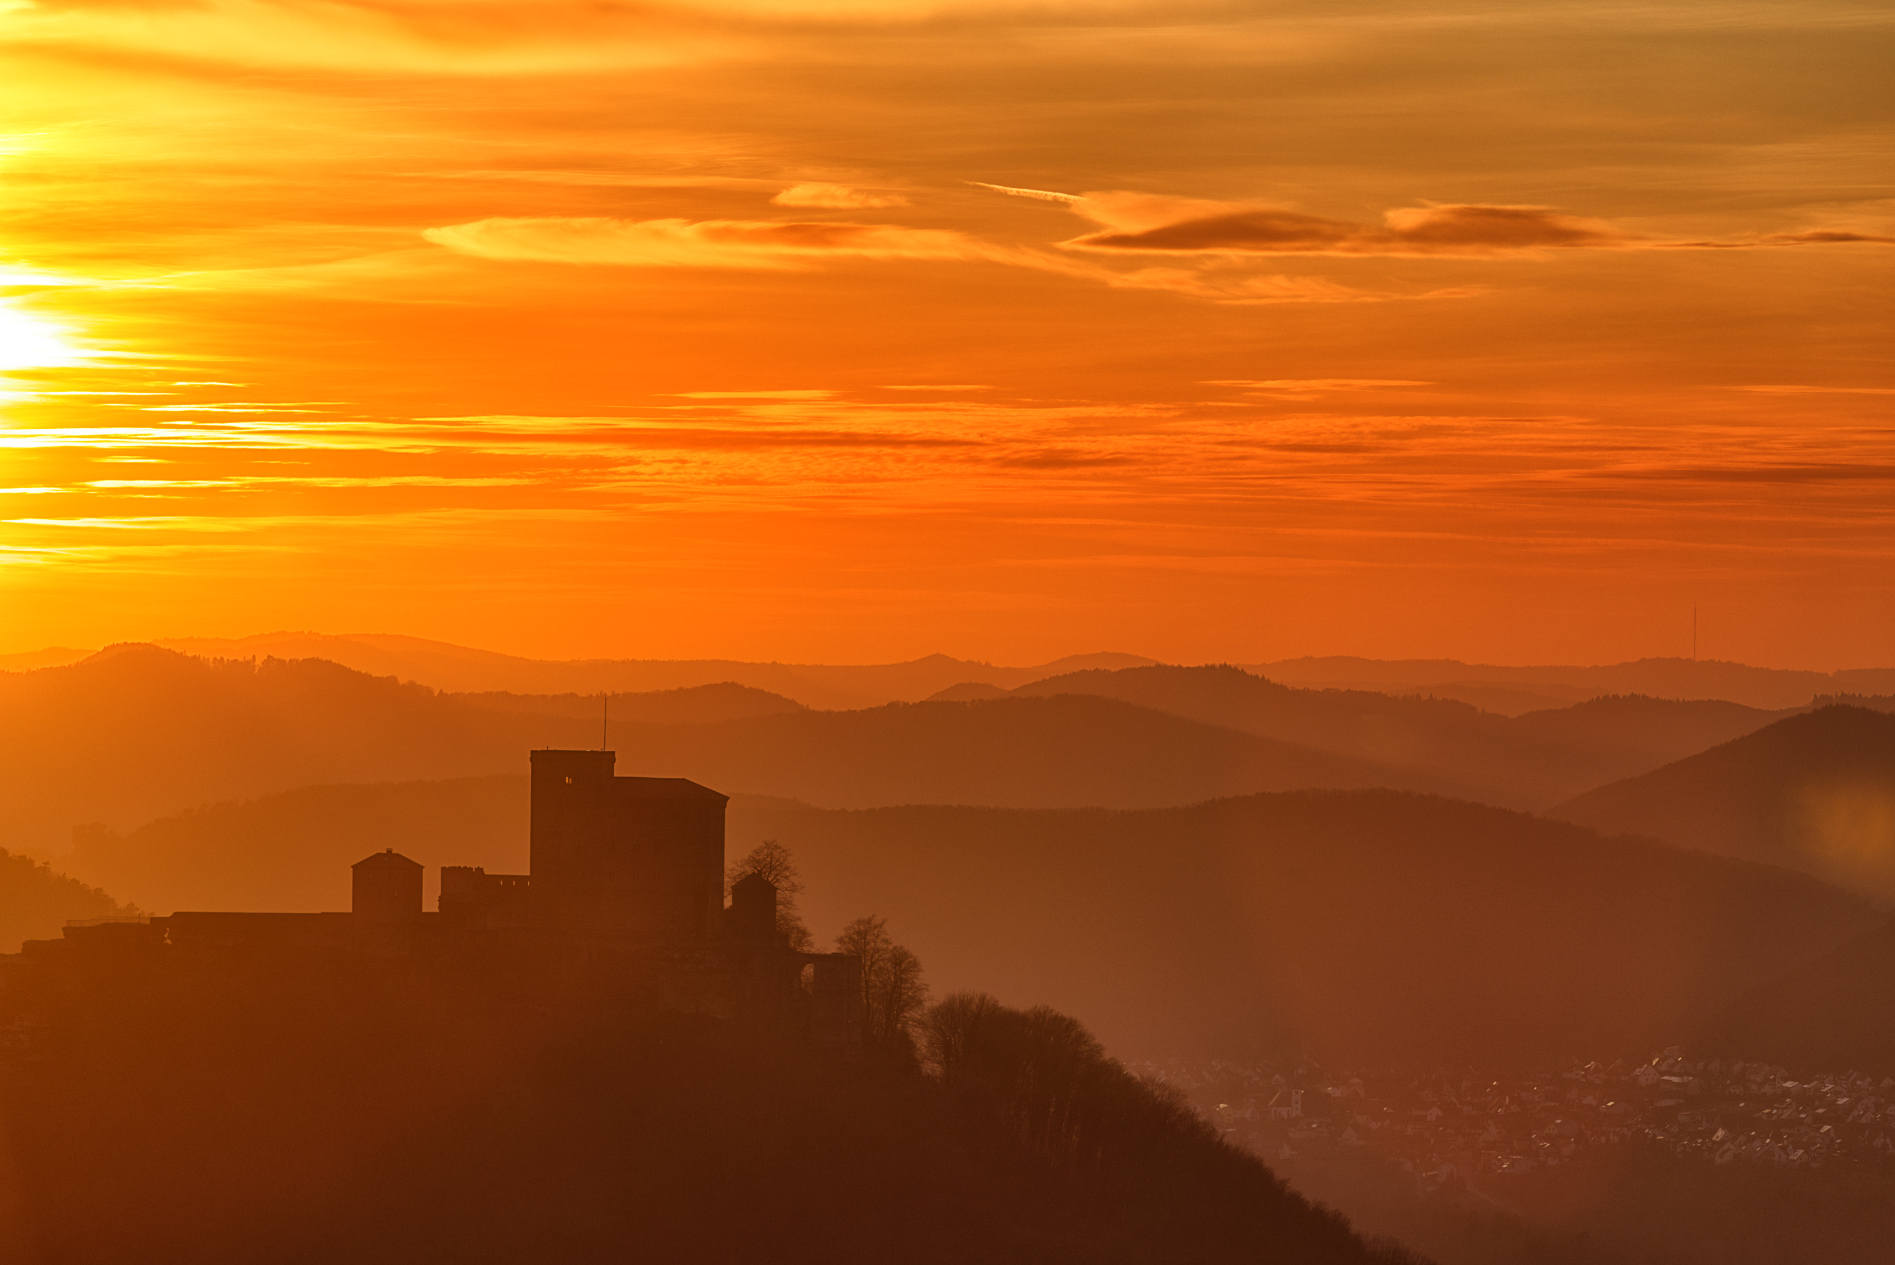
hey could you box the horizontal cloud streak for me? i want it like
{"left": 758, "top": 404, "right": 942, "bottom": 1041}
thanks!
{"left": 423, "top": 216, "right": 999, "bottom": 269}
{"left": 421, "top": 215, "right": 1444, "bottom": 304}
{"left": 1051, "top": 191, "right": 1895, "bottom": 257}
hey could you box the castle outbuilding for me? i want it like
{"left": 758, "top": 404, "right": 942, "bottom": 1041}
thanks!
{"left": 352, "top": 849, "right": 424, "bottom": 923}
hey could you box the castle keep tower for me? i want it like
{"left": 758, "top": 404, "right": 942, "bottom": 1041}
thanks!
{"left": 529, "top": 749, "right": 727, "bottom": 938}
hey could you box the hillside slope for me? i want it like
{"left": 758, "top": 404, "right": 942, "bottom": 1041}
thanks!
{"left": 604, "top": 695, "right": 1432, "bottom": 811}
{"left": 1251, "top": 656, "right": 1895, "bottom": 713}
{"left": 1692, "top": 919, "right": 1895, "bottom": 1075}
{"left": 0, "top": 645, "right": 592, "bottom": 853}
{"left": 1011, "top": 665, "right": 1780, "bottom": 809}
{"left": 730, "top": 791, "right": 1877, "bottom": 1064}
{"left": 2, "top": 649, "right": 1431, "bottom": 856}
{"left": 0, "top": 852, "right": 128, "bottom": 953}
{"left": 1548, "top": 706, "right": 1895, "bottom": 902}
{"left": 63, "top": 776, "right": 527, "bottom": 915}
{"left": 153, "top": 632, "right": 1157, "bottom": 708}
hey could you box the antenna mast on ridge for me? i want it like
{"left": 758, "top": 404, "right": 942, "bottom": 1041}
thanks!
{"left": 602, "top": 693, "right": 609, "bottom": 750}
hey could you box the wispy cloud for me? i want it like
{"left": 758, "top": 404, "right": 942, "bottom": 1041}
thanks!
{"left": 1206, "top": 379, "right": 1434, "bottom": 391}
{"left": 1727, "top": 384, "right": 1895, "bottom": 395}
{"left": 675, "top": 390, "right": 838, "bottom": 399}
{"left": 423, "top": 216, "right": 1000, "bottom": 270}
{"left": 772, "top": 183, "right": 911, "bottom": 209}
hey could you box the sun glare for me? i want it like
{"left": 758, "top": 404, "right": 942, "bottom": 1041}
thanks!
{"left": 0, "top": 299, "right": 86, "bottom": 373}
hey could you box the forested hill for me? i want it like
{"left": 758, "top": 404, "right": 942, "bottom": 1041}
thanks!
{"left": 0, "top": 646, "right": 1424, "bottom": 854}
{"left": 0, "top": 851, "right": 128, "bottom": 953}
{"left": 1007, "top": 664, "right": 1784, "bottom": 809}
{"left": 1693, "top": 918, "right": 1895, "bottom": 1076}
{"left": 4, "top": 648, "right": 1800, "bottom": 863}
{"left": 0, "top": 955, "right": 1424, "bottom": 1265}
{"left": 1549, "top": 705, "right": 1895, "bottom": 902}
{"left": 732, "top": 791, "right": 1877, "bottom": 1064}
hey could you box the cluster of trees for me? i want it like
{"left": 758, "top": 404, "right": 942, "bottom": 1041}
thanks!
{"left": 911, "top": 991, "right": 1425, "bottom": 1263}
{"left": 925, "top": 995, "right": 1255, "bottom": 1182}
{"left": 0, "top": 848, "right": 130, "bottom": 952}
{"left": 837, "top": 914, "right": 929, "bottom": 1054}
{"left": 724, "top": 839, "right": 815, "bottom": 950}
{"left": 728, "top": 841, "right": 932, "bottom": 1057}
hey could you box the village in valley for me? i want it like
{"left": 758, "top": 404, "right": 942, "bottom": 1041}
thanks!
{"left": 1143, "top": 1051, "right": 1895, "bottom": 1187}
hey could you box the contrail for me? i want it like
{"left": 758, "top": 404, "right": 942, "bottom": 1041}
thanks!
{"left": 968, "top": 181, "right": 1082, "bottom": 204}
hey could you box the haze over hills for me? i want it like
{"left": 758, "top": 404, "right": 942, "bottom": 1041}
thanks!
{"left": 1005, "top": 665, "right": 1784, "bottom": 810}
{"left": 0, "top": 646, "right": 1434, "bottom": 855}
{"left": 733, "top": 793, "right": 1878, "bottom": 1063}
{"left": 1550, "top": 706, "right": 1895, "bottom": 903}
{"left": 457, "top": 682, "right": 807, "bottom": 726}
{"left": 1251, "top": 657, "right": 1895, "bottom": 714}
{"left": 12, "top": 633, "right": 1895, "bottom": 713}
{"left": 0, "top": 645, "right": 596, "bottom": 855}
{"left": 600, "top": 696, "right": 1432, "bottom": 812}
{"left": 7, "top": 646, "right": 1851, "bottom": 861}
{"left": 57, "top": 771, "right": 1879, "bottom": 1065}
{"left": 148, "top": 633, "right": 1158, "bottom": 709}
{"left": 59, "top": 776, "right": 527, "bottom": 922}
{"left": 0, "top": 850, "right": 129, "bottom": 953}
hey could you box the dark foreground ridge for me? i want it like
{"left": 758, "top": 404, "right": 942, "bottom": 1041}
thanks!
{"left": 0, "top": 750, "right": 1426, "bottom": 1265}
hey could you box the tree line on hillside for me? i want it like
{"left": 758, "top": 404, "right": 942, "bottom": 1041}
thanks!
{"left": 0, "top": 850, "right": 130, "bottom": 952}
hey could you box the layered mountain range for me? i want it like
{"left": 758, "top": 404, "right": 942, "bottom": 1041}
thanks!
{"left": 6, "top": 641, "right": 1894, "bottom": 1075}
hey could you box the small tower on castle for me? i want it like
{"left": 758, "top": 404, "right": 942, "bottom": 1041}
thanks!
{"left": 352, "top": 849, "right": 424, "bottom": 922}
{"left": 726, "top": 872, "right": 778, "bottom": 944}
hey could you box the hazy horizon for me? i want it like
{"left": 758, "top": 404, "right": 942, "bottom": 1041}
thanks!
{"left": 8, "top": 629, "right": 1895, "bottom": 676}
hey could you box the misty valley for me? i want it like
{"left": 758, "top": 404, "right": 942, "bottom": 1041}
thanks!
{"left": 5, "top": 643, "right": 1895, "bottom": 1264}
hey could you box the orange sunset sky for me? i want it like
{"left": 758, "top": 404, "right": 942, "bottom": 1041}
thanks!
{"left": 1, "top": 0, "right": 1890, "bottom": 668}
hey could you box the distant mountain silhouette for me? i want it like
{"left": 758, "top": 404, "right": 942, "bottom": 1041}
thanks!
{"left": 728, "top": 791, "right": 1876, "bottom": 1064}
{"left": 1549, "top": 706, "right": 1895, "bottom": 902}
{"left": 0, "top": 647, "right": 90, "bottom": 673}
{"left": 1009, "top": 666, "right": 1784, "bottom": 810}
{"left": 16, "top": 635, "right": 1894, "bottom": 711}
{"left": 0, "top": 645, "right": 594, "bottom": 854}
{"left": 6, "top": 646, "right": 1831, "bottom": 866}
{"left": 1252, "top": 656, "right": 1895, "bottom": 713}
{"left": 1694, "top": 918, "right": 1895, "bottom": 1075}
{"left": 925, "top": 682, "right": 1011, "bottom": 702}
{"left": 602, "top": 695, "right": 1432, "bottom": 811}
{"left": 456, "top": 681, "right": 807, "bottom": 725}
{"left": 64, "top": 776, "right": 526, "bottom": 915}
{"left": 0, "top": 851, "right": 127, "bottom": 953}
{"left": 145, "top": 632, "right": 1158, "bottom": 708}
{"left": 48, "top": 706, "right": 1436, "bottom": 915}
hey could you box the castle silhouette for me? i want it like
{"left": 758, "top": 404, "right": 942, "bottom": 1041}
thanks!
{"left": 33, "top": 750, "right": 863, "bottom": 1045}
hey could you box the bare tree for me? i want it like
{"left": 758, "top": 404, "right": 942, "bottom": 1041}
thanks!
{"left": 724, "top": 839, "right": 812, "bottom": 951}
{"left": 835, "top": 915, "right": 929, "bottom": 1053}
